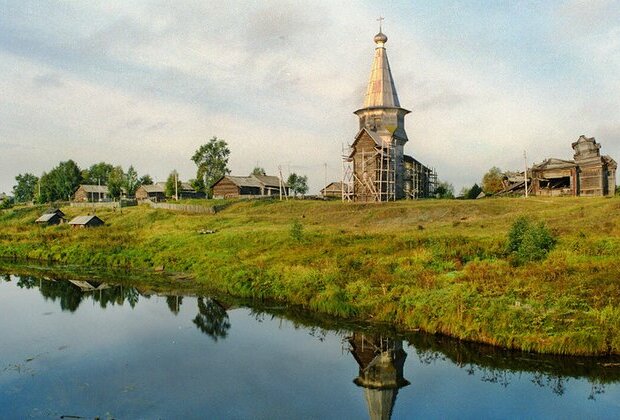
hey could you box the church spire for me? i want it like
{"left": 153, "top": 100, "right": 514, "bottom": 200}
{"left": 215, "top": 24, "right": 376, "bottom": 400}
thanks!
{"left": 361, "top": 24, "right": 401, "bottom": 109}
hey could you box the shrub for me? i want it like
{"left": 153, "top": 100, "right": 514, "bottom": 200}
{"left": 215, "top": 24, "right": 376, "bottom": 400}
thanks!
{"left": 507, "top": 216, "right": 556, "bottom": 265}
{"left": 290, "top": 219, "right": 304, "bottom": 242}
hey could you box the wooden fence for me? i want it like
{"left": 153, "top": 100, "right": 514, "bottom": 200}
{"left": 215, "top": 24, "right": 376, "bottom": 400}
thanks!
{"left": 70, "top": 199, "right": 137, "bottom": 209}
{"left": 146, "top": 201, "right": 230, "bottom": 214}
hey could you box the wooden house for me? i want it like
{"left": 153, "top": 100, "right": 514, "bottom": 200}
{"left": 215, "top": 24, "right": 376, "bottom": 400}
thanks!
{"left": 68, "top": 215, "right": 105, "bottom": 228}
{"left": 135, "top": 184, "right": 166, "bottom": 202}
{"left": 211, "top": 175, "right": 288, "bottom": 199}
{"left": 73, "top": 185, "right": 109, "bottom": 202}
{"left": 35, "top": 212, "right": 66, "bottom": 225}
{"left": 320, "top": 182, "right": 344, "bottom": 198}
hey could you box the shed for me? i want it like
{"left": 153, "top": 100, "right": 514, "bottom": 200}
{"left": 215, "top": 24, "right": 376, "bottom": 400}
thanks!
{"left": 68, "top": 215, "right": 105, "bottom": 228}
{"left": 35, "top": 212, "right": 66, "bottom": 225}
{"left": 44, "top": 208, "right": 65, "bottom": 218}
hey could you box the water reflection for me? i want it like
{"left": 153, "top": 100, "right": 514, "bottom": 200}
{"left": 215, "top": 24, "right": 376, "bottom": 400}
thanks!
{"left": 2, "top": 272, "right": 620, "bottom": 419}
{"left": 193, "top": 297, "right": 231, "bottom": 341}
{"left": 347, "top": 333, "right": 410, "bottom": 420}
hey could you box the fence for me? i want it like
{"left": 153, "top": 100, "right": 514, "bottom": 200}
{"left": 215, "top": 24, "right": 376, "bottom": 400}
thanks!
{"left": 146, "top": 201, "right": 230, "bottom": 214}
{"left": 70, "top": 199, "right": 137, "bottom": 209}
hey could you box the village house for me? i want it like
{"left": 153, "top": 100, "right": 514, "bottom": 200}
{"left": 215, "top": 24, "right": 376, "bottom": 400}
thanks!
{"left": 73, "top": 185, "right": 109, "bottom": 202}
{"left": 142, "top": 182, "right": 205, "bottom": 200}
{"left": 135, "top": 184, "right": 166, "bottom": 202}
{"left": 68, "top": 215, "right": 105, "bottom": 228}
{"left": 531, "top": 136, "right": 616, "bottom": 197}
{"left": 211, "top": 174, "right": 288, "bottom": 199}
{"left": 321, "top": 182, "right": 344, "bottom": 198}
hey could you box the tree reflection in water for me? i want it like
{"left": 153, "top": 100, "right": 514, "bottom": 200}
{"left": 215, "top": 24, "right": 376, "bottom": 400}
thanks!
{"left": 192, "top": 297, "right": 231, "bottom": 341}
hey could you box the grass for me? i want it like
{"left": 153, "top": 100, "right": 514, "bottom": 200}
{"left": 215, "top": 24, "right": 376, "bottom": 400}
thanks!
{"left": 1, "top": 197, "right": 620, "bottom": 355}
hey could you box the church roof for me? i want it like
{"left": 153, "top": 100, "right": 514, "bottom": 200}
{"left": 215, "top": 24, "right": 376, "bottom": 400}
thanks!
{"left": 360, "top": 31, "right": 402, "bottom": 109}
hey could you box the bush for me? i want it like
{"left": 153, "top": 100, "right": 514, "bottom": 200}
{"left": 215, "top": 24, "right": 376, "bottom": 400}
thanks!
{"left": 0, "top": 198, "right": 14, "bottom": 209}
{"left": 290, "top": 219, "right": 304, "bottom": 242}
{"left": 507, "top": 216, "right": 556, "bottom": 265}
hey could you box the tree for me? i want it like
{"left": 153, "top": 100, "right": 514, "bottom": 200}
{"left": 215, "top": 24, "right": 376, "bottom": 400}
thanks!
{"left": 123, "top": 165, "right": 140, "bottom": 197}
{"left": 38, "top": 160, "right": 83, "bottom": 203}
{"left": 251, "top": 167, "right": 266, "bottom": 176}
{"left": 434, "top": 181, "right": 454, "bottom": 199}
{"left": 82, "top": 162, "right": 114, "bottom": 185}
{"left": 287, "top": 173, "right": 309, "bottom": 197}
{"left": 191, "top": 137, "right": 230, "bottom": 197}
{"left": 482, "top": 167, "right": 504, "bottom": 195}
{"left": 139, "top": 174, "right": 154, "bottom": 185}
{"left": 12, "top": 173, "right": 39, "bottom": 203}
{"left": 165, "top": 170, "right": 182, "bottom": 199}
{"left": 466, "top": 183, "right": 483, "bottom": 199}
{"left": 107, "top": 166, "right": 125, "bottom": 199}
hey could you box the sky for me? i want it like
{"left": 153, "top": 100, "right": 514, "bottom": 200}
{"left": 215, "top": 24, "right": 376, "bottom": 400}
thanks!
{"left": 1, "top": 0, "right": 619, "bottom": 195}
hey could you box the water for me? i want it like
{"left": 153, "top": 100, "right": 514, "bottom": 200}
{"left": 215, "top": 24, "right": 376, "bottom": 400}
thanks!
{"left": 1, "top": 271, "right": 620, "bottom": 419}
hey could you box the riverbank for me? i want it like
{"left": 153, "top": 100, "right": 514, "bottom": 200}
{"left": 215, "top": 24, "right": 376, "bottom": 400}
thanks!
{"left": 1, "top": 197, "right": 620, "bottom": 355}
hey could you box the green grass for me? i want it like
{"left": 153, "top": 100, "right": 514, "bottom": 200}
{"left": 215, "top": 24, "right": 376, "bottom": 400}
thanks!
{"left": 2, "top": 196, "right": 620, "bottom": 355}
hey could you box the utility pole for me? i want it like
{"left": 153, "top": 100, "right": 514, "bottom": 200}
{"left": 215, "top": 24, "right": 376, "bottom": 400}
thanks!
{"left": 524, "top": 150, "right": 529, "bottom": 198}
{"left": 323, "top": 162, "right": 328, "bottom": 198}
{"left": 175, "top": 172, "right": 179, "bottom": 201}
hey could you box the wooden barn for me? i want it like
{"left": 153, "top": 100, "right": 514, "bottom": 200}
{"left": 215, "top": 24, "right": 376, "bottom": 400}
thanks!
{"left": 211, "top": 175, "right": 287, "bottom": 199}
{"left": 44, "top": 208, "right": 65, "bottom": 218}
{"left": 73, "top": 185, "right": 109, "bottom": 202}
{"left": 68, "top": 215, "right": 105, "bottom": 228}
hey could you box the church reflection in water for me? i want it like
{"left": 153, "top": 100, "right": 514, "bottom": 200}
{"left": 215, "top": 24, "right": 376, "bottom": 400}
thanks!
{"left": 347, "top": 333, "right": 410, "bottom": 420}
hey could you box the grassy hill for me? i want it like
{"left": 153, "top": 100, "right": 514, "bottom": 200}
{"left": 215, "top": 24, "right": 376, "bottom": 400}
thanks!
{"left": 2, "top": 197, "right": 620, "bottom": 355}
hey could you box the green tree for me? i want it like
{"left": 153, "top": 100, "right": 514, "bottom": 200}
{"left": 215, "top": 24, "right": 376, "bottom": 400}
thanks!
{"left": 12, "top": 173, "right": 39, "bottom": 203}
{"left": 466, "top": 183, "right": 483, "bottom": 199}
{"left": 482, "top": 167, "right": 504, "bottom": 195}
{"left": 507, "top": 216, "right": 556, "bottom": 265}
{"left": 123, "top": 165, "right": 140, "bottom": 197}
{"left": 165, "top": 170, "right": 182, "bottom": 199}
{"left": 38, "top": 160, "right": 83, "bottom": 202}
{"left": 251, "top": 167, "right": 266, "bottom": 176}
{"left": 82, "top": 162, "right": 114, "bottom": 185}
{"left": 435, "top": 181, "right": 454, "bottom": 199}
{"left": 107, "top": 166, "right": 125, "bottom": 199}
{"left": 139, "top": 174, "right": 154, "bottom": 185}
{"left": 287, "top": 173, "right": 308, "bottom": 197}
{"left": 191, "top": 137, "right": 230, "bottom": 197}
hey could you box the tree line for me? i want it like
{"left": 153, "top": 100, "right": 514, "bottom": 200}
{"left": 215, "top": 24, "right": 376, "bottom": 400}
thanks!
{"left": 9, "top": 136, "right": 310, "bottom": 204}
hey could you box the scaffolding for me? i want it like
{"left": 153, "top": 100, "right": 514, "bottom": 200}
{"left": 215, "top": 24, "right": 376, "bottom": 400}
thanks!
{"left": 342, "top": 138, "right": 396, "bottom": 202}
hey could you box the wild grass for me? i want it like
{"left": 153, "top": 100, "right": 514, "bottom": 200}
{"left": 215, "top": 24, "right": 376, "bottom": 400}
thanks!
{"left": 1, "top": 197, "right": 620, "bottom": 355}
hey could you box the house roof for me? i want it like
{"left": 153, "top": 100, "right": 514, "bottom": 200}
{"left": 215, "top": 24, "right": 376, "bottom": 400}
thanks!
{"left": 44, "top": 208, "right": 65, "bottom": 216}
{"left": 78, "top": 185, "right": 109, "bottom": 193}
{"left": 252, "top": 175, "right": 283, "bottom": 188}
{"left": 350, "top": 127, "right": 392, "bottom": 154}
{"left": 321, "top": 182, "right": 344, "bottom": 192}
{"left": 155, "top": 182, "right": 195, "bottom": 192}
{"left": 140, "top": 184, "right": 165, "bottom": 193}
{"left": 36, "top": 213, "right": 61, "bottom": 223}
{"left": 213, "top": 175, "right": 286, "bottom": 189}
{"left": 531, "top": 158, "right": 576, "bottom": 170}
{"left": 68, "top": 215, "right": 104, "bottom": 225}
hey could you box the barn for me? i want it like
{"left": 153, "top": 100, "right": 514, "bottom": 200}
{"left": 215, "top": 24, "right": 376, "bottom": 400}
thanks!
{"left": 211, "top": 175, "right": 288, "bottom": 199}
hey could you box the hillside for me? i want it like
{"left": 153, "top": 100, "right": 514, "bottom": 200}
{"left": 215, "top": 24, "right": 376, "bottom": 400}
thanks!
{"left": 1, "top": 197, "right": 620, "bottom": 355}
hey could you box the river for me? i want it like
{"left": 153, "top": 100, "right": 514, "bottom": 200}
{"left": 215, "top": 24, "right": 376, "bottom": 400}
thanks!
{"left": 1, "top": 271, "right": 619, "bottom": 419}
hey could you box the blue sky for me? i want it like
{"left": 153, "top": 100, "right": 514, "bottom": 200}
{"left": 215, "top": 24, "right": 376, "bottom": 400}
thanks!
{"left": 1, "top": 0, "right": 619, "bottom": 194}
